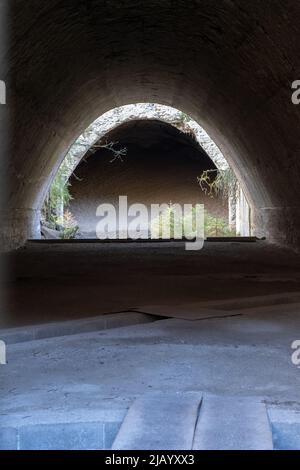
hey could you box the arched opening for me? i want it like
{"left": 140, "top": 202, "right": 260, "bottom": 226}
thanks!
{"left": 40, "top": 104, "right": 251, "bottom": 241}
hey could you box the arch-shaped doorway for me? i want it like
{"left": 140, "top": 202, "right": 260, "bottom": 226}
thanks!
{"left": 40, "top": 104, "right": 251, "bottom": 241}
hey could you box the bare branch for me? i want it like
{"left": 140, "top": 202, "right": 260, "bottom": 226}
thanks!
{"left": 90, "top": 140, "right": 128, "bottom": 163}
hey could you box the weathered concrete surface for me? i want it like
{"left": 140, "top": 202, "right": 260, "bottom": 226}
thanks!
{"left": 1, "top": 306, "right": 300, "bottom": 449}
{"left": 136, "top": 296, "right": 300, "bottom": 319}
{"left": 0, "top": 209, "right": 41, "bottom": 250}
{"left": 3, "top": 309, "right": 298, "bottom": 403}
{"left": 2, "top": 240, "right": 300, "bottom": 328}
{"left": 4, "top": 1, "right": 300, "bottom": 248}
{"left": 112, "top": 392, "right": 202, "bottom": 450}
{"left": 193, "top": 396, "right": 273, "bottom": 450}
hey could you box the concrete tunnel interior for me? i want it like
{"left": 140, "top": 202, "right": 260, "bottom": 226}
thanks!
{"left": 1, "top": 0, "right": 300, "bottom": 452}
{"left": 3, "top": 0, "right": 300, "bottom": 249}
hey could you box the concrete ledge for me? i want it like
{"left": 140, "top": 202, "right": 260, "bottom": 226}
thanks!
{"left": 0, "top": 311, "right": 156, "bottom": 345}
{"left": 193, "top": 395, "right": 273, "bottom": 450}
{"left": 0, "top": 421, "right": 122, "bottom": 450}
{"left": 0, "top": 427, "right": 18, "bottom": 450}
{"left": 268, "top": 409, "right": 300, "bottom": 450}
{"left": 135, "top": 292, "right": 300, "bottom": 320}
{"left": 172, "top": 291, "right": 300, "bottom": 311}
{"left": 112, "top": 392, "right": 202, "bottom": 450}
{"left": 271, "top": 423, "right": 300, "bottom": 450}
{"left": 2, "top": 398, "right": 300, "bottom": 450}
{"left": 27, "top": 237, "right": 259, "bottom": 244}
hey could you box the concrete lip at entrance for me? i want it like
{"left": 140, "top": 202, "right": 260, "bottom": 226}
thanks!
{"left": 0, "top": 312, "right": 157, "bottom": 345}
{"left": 30, "top": 237, "right": 259, "bottom": 244}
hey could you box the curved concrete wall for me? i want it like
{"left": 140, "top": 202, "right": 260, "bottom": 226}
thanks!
{"left": 69, "top": 119, "right": 225, "bottom": 236}
{"left": 3, "top": 1, "right": 300, "bottom": 247}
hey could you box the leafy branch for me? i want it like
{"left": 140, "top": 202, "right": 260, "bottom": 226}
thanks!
{"left": 198, "top": 168, "right": 238, "bottom": 200}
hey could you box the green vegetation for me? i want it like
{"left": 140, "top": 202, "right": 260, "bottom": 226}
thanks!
{"left": 42, "top": 140, "right": 127, "bottom": 239}
{"left": 42, "top": 157, "right": 79, "bottom": 239}
{"left": 204, "top": 210, "right": 235, "bottom": 237}
{"left": 56, "top": 210, "right": 79, "bottom": 239}
{"left": 198, "top": 167, "right": 238, "bottom": 200}
{"left": 198, "top": 167, "right": 238, "bottom": 236}
{"left": 150, "top": 205, "right": 235, "bottom": 239}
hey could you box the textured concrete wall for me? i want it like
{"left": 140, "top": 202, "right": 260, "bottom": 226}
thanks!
{"left": 69, "top": 119, "right": 226, "bottom": 236}
{"left": 3, "top": 1, "right": 300, "bottom": 248}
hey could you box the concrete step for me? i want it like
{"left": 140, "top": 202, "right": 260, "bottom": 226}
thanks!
{"left": 136, "top": 292, "right": 300, "bottom": 321}
{"left": 0, "top": 407, "right": 126, "bottom": 450}
{"left": 192, "top": 291, "right": 300, "bottom": 311}
{"left": 135, "top": 305, "right": 240, "bottom": 321}
{"left": 193, "top": 396, "right": 273, "bottom": 450}
{"left": 112, "top": 392, "right": 202, "bottom": 450}
{"left": 268, "top": 408, "right": 300, "bottom": 450}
